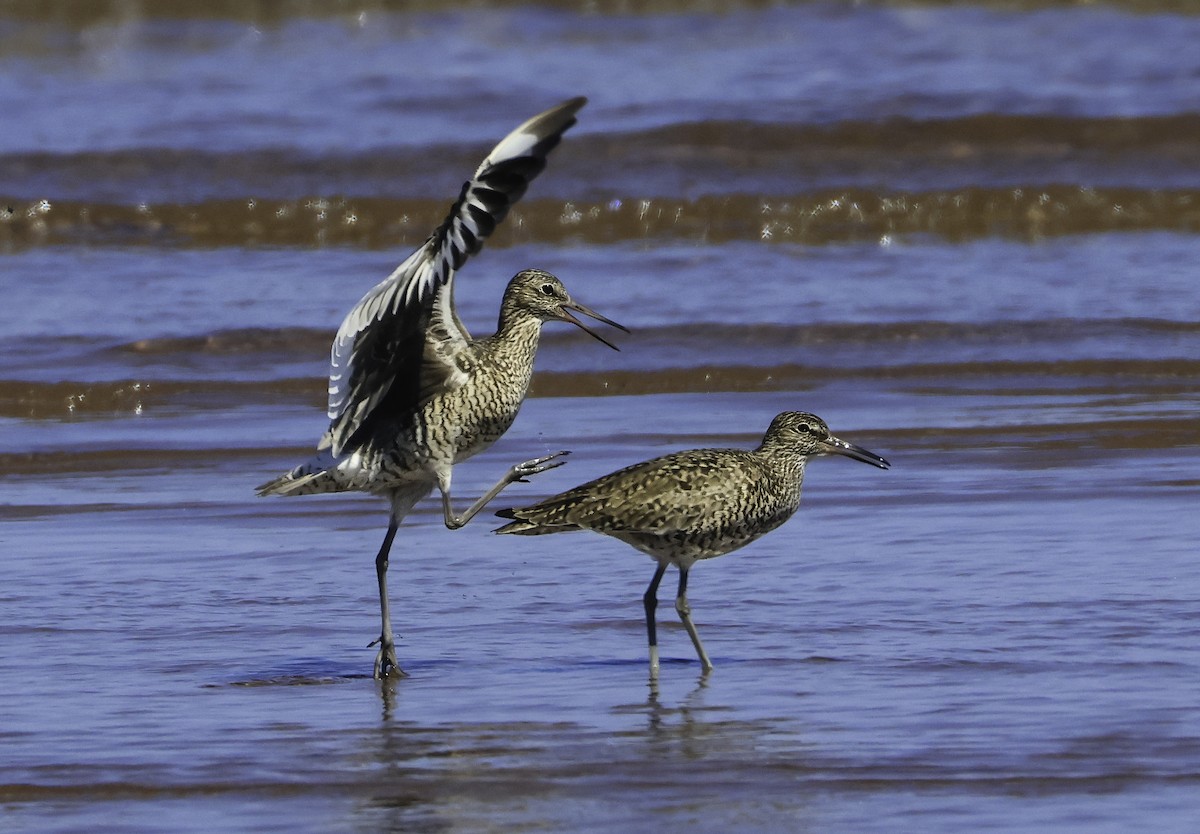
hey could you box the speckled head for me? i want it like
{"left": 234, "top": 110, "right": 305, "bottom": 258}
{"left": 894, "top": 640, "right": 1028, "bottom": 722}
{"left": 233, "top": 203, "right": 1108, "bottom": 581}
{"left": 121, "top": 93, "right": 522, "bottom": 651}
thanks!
{"left": 502, "top": 268, "right": 628, "bottom": 350}
{"left": 763, "top": 411, "right": 890, "bottom": 469}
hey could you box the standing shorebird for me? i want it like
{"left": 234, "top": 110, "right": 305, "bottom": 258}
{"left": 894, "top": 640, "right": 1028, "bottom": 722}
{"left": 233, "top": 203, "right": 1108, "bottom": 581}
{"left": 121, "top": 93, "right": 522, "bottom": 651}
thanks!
{"left": 495, "top": 411, "right": 889, "bottom": 677}
{"left": 257, "top": 97, "right": 626, "bottom": 679}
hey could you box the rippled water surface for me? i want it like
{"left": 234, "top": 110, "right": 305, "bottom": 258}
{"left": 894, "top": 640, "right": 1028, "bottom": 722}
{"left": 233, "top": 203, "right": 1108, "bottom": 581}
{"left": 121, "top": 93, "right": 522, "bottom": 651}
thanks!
{"left": 3, "top": 2, "right": 1200, "bottom": 832}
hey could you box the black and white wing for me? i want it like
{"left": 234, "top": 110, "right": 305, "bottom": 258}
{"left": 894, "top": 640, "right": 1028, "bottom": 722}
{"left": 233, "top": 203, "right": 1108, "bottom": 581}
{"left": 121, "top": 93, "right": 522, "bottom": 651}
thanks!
{"left": 322, "top": 96, "right": 586, "bottom": 456}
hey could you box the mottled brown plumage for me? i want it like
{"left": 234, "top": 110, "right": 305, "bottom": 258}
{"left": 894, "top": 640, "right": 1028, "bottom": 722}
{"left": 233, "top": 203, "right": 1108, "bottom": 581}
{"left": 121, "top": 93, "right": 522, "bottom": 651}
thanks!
{"left": 257, "top": 98, "right": 626, "bottom": 679}
{"left": 495, "top": 411, "right": 889, "bottom": 676}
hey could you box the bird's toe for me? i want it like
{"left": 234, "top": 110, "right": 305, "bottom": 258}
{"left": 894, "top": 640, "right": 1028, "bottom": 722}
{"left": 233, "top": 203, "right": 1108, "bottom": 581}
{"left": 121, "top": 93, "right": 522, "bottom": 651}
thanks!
{"left": 513, "top": 450, "right": 570, "bottom": 478}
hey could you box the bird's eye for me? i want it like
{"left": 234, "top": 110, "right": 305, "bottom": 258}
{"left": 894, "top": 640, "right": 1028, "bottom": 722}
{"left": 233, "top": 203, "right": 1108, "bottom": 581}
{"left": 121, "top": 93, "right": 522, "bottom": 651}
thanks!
{"left": 798, "top": 424, "right": 811, "bottom": 433}
{"left": 540, "top": 284, "right": 556, "bottom": 296}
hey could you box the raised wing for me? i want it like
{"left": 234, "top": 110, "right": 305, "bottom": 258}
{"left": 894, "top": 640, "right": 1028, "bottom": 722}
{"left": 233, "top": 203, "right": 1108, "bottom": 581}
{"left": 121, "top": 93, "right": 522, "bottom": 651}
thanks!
{"left": 323, "top": 97, "right": 587, "bottom": 456}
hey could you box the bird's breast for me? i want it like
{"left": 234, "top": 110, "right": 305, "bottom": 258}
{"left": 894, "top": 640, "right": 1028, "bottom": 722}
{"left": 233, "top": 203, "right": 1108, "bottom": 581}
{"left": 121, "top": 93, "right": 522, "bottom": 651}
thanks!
{"left": 421, "top": 352, "right": 534, "bottom": 464}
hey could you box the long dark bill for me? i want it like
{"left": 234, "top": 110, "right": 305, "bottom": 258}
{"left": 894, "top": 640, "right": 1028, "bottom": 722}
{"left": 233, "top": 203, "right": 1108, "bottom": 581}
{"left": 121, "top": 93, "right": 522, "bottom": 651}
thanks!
{"left": 820, "top": 436, "right": 890, "bottom": 469}
{"left": 558, "top": 300, "right": 629, "bottom": 351}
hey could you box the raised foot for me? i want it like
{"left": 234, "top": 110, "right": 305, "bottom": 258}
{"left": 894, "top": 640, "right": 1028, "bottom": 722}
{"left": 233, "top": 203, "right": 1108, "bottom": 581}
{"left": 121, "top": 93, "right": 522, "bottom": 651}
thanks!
{"left": 510, "top": 450, "right": 570, "bottom": 483}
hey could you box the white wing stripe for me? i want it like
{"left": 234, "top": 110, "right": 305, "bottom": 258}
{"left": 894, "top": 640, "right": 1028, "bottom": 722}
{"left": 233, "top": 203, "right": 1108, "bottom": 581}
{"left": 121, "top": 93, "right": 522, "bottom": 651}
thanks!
{"left": 321, "top": 97, "right": 585, "bottom": 447}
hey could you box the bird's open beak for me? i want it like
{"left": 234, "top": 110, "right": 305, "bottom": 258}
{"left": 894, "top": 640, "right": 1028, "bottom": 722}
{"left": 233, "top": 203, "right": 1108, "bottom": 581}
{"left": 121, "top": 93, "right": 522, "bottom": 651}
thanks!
{"left": 557, "top": 299, "right": 629, "bottom": 351}
{"left": 818, "top": 435, "right": 890, "bottom": 469}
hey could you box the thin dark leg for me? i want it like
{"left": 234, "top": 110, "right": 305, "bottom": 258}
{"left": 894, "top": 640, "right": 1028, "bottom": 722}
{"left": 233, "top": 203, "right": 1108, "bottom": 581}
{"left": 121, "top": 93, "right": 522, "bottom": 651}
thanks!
{"left": 644, "top": 563, "right": 668, "bottom": 677}
{"left": 440, "top": 452, "right": 569, "bottom": 529}
{"left": 372, "top": 518, "right": 405, "bottom": 680}
{"left": 675, "top": 567, "right": 713, "bottom": 673}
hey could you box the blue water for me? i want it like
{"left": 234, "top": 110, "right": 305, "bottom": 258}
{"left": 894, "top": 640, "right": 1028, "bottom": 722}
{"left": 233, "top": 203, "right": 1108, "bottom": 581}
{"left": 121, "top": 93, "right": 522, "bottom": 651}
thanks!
{"left": 3, "top": 2, "right": 1200, "bottom": 832}
{"left": 5, "top": 5, "right": 1200, "bottom": 156}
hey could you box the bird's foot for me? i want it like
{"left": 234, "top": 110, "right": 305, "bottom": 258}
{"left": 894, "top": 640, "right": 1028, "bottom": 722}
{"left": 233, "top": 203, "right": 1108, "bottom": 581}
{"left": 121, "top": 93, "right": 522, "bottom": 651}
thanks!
{"left": 510, "top": 450, "right": 570, "bottom": 483}
{"left": 370, "top": 636, "right": 406, "bottom": 680}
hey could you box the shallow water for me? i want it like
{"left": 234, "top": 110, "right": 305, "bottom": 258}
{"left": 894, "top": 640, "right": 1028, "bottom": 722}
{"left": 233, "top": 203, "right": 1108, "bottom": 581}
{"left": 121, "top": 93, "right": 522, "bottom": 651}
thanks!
{"left": 3, "top": 2, "right": 1200, "bottom": 832}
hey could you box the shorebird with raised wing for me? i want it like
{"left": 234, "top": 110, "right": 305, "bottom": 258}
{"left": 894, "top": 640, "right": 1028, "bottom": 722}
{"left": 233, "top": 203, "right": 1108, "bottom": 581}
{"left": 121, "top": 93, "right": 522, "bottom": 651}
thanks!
{"left": 495, "top": 412, "right": 888, "bottom": 677}
{"left": 258, "top": 97, "right": 626, "bottom": 679}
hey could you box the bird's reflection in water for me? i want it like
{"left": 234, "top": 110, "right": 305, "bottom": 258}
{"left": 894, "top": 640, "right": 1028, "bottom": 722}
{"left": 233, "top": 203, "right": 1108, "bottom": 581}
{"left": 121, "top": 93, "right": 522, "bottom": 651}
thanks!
{"left": 355, "top": 664, "right": 805, "bottom": 831}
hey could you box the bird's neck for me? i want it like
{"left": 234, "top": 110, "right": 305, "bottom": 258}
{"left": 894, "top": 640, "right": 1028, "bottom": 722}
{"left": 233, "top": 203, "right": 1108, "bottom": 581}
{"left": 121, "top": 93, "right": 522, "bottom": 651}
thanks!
{"left": 485, "top": 310, "right": 543, "bottom": 367}
{"left": 756, "top": 438, "right": 809, "bottom": 484}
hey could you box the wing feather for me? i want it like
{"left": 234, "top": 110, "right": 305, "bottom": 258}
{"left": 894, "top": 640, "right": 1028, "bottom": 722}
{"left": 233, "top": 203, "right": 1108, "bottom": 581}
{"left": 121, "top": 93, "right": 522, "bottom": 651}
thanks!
{"left": 520, "top": 450, "right": 765, "bottom": 536}
{"left": 322, "top": 97, "right": 586, "bottom": 456}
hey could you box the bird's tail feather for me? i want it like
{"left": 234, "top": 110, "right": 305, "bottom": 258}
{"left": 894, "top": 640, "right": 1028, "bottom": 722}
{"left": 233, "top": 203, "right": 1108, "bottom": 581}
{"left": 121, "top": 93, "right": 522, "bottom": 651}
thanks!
{"left": 493, "top": 519, "right": 555, "bottom": 535}
{"left": 256, "top": 455, "right": 341, "bottom": 496}
{"left": 257, "top": 472, "right": 324, "bottom": 496}
{"left": 493, "top": 507, "right": 568, "bottom": 536}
